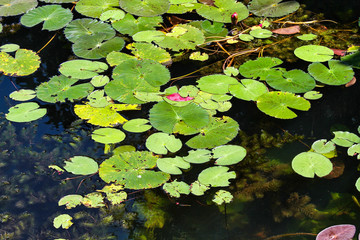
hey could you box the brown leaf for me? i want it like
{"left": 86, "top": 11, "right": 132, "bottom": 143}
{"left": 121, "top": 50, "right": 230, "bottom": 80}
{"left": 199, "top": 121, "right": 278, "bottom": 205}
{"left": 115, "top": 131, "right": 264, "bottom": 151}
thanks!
{"left": 198, "top": 0, "right": 215, "bottom": 6}
{"left": 345, "top": 76, "right": 356, "bottom": 87}
{"left": 271, "top": 25, "right": 300, "bottom": 35}
{"left": 323, "top": 159, "right": 344, "bottom": 179}
{"left": 330, "top": 48, "right": 347, "bottom": 56}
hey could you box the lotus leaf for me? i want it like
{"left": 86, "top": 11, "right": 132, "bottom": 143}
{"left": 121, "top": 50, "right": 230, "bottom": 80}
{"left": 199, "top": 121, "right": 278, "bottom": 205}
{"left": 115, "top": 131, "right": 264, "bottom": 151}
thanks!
{"left": 224, "top": 66, "right": 239, "bottom": 76}
{"left": 341, "top": 50, "right": 360, "bottom": 69}
{"left": 128, "top": 42, "right": 171, "bottom": 64}
{"left": 91, "top": 75, "right": 109, "bottom": 87}
{"left": 229, "top": 79, "right": 268, "bottom": 101}
{"left": 311, "top": 139, "right": 335, "bottom": 154}
{"left": 0, "top": 43, "right": 19, "bottom": 52}
{"left": 190, "top": 180, "right": 209, "bottom": 196}
{"left": 112, "top": 13, "right": 162, "bottom": 36}
{"left": 75, "top": 0, "right": 119, "bottom": 18}
{"left": 198, "top": 166, "right": 236, "bottom": 187}
{"left": 212, "top": 145, "right": 246, "bottom": 165}
{"left": 257, "top": 91, "right": 310, "bottom": 119}
{"left": 250, "top": 29, "right": 272, "bottom": 38}
{"left": 6, "top": 102, "right": 46, "bottom": 122}
{"left": 122, "top": 118, "right": 152, "bottom": 133}
{"left": 64, "top": 18, "right": 115, "bottom": 43}
{"left": 157, "top": 156, "right": 190, "bottom": 175}
{"left": 196, "top": 0, "right": 248, "bottom": 23}
{"left": 59, "top": 60, "right": 108, "bottom": 79}
{"left": 316, "top": 225, "right": 356, "bottom": 240}
{"left": 308, "top": 60, "right": 354, "bottom": 86}
{"left": 119, "top": 0, "right": 170, "bottom": 17}
{"left": 100, "top": 9, "right": 125, "bottom": 22}
{"left": 36, "top": 75, "right": 94, "bottom": 103}
{"left": 168, "top": 0, "right": 197, "bottom": 14}
{"left": 91, "top": 128, "right": 126, "bottom": 144}
{"left": 163, "top": 180, "right": 190, "bottom": 198}
{"left": 186, "top": 116, "right": 239, "bottom": 149}
{"left": 99, "top": 151, "right": 170, "bottom": 189}
{"left": 53, "top": 214, "right": 73, "bottom": 229}
{"left": 0, "top": 49, "right": 40, "bottom": 76}
{"left": 74, "top": 103, "right": 140, "bottom": 127}
{"left": 149, "top": 101, "right": 210, "bottom": 133}
{"left": 303, "top": 91, "right": 322, "bottom": 100}
{"left": 197, "top": 74, "right": 238, "bottom": 94}
{"left": 297, "top": 33, "right": 317, "bottom": 41}
{"left": 146, "top": 132, "right": 182, "bottom": 154}
{"left": 9, "top": 89, "right": 36, "bottom": 101}
{"left": 87, "top": 90, "right": 111, "bottom": 108}
{"left": 292, "top": 152, "right": 333, "bottom": 178}
{"left": 348, "top": 144, "right": 360, "bottom": 159}
{"left": 265, "top": 69, "right": 316, "bottom": 93}
{"left": 64, "top": 156, "right": 98, "bottom": 175}
{"left": 81, "top": 192, "right": 105, "bottom": 208}
{"left": 58, "top": 194, "right": 83, "bottom": 209}
{"left": 331, "top": 131, "right": 360, "bottom": 147}
{"left": 294, "top": 45, "right": 334, "bottom": 62}
{"left": 106, "top": 51, "right": 136, "bottom": 66}
{"left": 154, "top": 24, "right": 205, "bottom": 51}
{"left": 248, "top": 0, "right": 300, "bottom": 17}
{"left": 239, "top": 34, "right": 254, "bottom": 41}
{"left": 0, "top": 0, "right": 37, "bottom": 17}
{"left": 183, "top": 149, "right": 211, "bottom": 164}
{"left": 20, "top": 5, "right": 73, "bottom": 31}
{"left": 213, "top": 190, "right": 233, "bottom": 205}
{"left": 239, "top": 57, "right": 283, "bottom": 80}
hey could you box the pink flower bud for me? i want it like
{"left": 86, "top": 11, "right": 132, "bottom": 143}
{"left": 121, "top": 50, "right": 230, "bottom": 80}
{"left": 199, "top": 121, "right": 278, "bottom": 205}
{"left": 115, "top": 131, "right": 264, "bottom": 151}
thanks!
{"left": 231, "top": 12, "right": 238, "bottom": 25}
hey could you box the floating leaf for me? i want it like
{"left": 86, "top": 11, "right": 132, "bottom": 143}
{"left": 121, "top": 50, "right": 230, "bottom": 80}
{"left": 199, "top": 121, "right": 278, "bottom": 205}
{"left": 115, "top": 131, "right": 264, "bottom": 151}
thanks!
{"left": 119, "top": 0, "right": 170, "bottom": 17}
{"left": 100, "top": 9, "right": 125, "bottom": 22}
{"left": 197, "top": 74, "right": 238, "bottom": 94}
{"left": 81, "top": 192, "right": 105, "bottom": 208}
{"left": 91, "top": 128, "right": 126, "bottom": 144}
{"left": 212, "top": 145, "right": 246, "bottom": 165}
{"left": 311, "top": 139, "right": 335, "bottom": 154}
{"left": 168, "top": 0, "right": 197, "bottom": 14}
{"left": 64, "top": 156, "right": 98, "bottom": 175}
{"left": 271, "top": 25, "right": 300, "bottom": 35}
{"left": 341, "top": 50, "right": 360, "bottom": 69}
{"left": 133, "top": 30, "right": 165, "bottom": 43}
{"left": 0, "top": 0, "right": 38, "bottom": 17}
{"left": 297, "top": 33, "right": 317, "bottom": 41}
{"left": 20, "top": 5, "right": 72, "bottom": 31}
{"left": 348, "top": 144, "right": 360, "bottom": 159}
{"left": 157, "top": 156, "right": 190, "bottom": 175}
{"left": 6, "top": 102, "right": 46, "bottom": 122}
{"left": 356, "top": 178, "right": 360, "bottom": 192}
{"left": 106, "top": 51, "right": 136, "bottom": 66}
{"left": 128, "top": 42, "right": 171, "bottom": 64}
{"left": 87, "top": 90, "right": 111, "bottom": 108}
{"left": 186, "top": 116, "right": 239, "bottom": 149}
{"left": 146, "top": 132, "right": 182, "bottom": 154}
{"left": 224, "top": 66, "right": 239, "bottom": 76}
{"left": 238, "top": 34, "right": 254, "bottom": 41}
{"left": 303, "top": 91, "right": 322, "bottom": 100}
{"left": 229, "top": 79, "right": 268, "bottom": 101}
{"left": 291, "top": 152, "right": 333, "bottom": 178}
{"left": 257, "top": 91, "right": 310, "bottom": 119}
{"left": 0, "top": 43, "right": 19, "bottom": 52}
{"left": 196, "top": 0, "right": 248, "bottom": 23}
{"left": 308, "top": 60, "right": 354, "bottom": 86}
{"left": 331, "top": 131, "right": 360, "bottom": 147}
{"left": 53, "top": 214, "right": 73, "bottom": 229}
{"left": 112, "top": 13, "right": 162, "bottom": 36}
{"left": 189, "top": 51, "right": 209, "bottom": 61}
{"left": 0, "top": 49, "right": 40, "bottom": 76}
{"left": 213, "top": 190, "right": 233, "bottom": 205}
{"left": 250, "top": 28, "right": 272, "bottom": 38}
{"left": 59, "top": 60, "right": 108, "bottom": 79}
{"left": 9, "top": 89, "right": 36, "bottom": 101}
{"left": 75, "top": 0, "right": 119, "bottom": 18}
{"left": 239, "top": 57, "right": 283, "bottom": 80}
{"left": 183, "top": 149, "right": 211, "bottom": 164}
{"left": 248, "top": 0, "right": 300, "bottom": 17}
{"left": 106, "top": 191, "right": 127, "bottom": 205}
{"left": 190, "top": 180, "right": 209, "bottom": 196}
{"left": 294, "top": 45, "right": 334, "bottom": 62}
{"left": 198, "top": 166, "right": 236, "bottom": 187}
{"left": 122, "top": 118, "right": 152, "bottom": 133}
{"left": 58, "top": 194, "right": 84, "bottom": 209}
{"left": 316, "top": 224, "right": 356, "bottom": 240}
{"left": 91, "top": 75, "right": 109, "bottom": 87}
{"left": 163, "top": 180, "right": 190, "bottom": 198}
{"left": 99, "top": 151, "right": 170, "bottom": 189}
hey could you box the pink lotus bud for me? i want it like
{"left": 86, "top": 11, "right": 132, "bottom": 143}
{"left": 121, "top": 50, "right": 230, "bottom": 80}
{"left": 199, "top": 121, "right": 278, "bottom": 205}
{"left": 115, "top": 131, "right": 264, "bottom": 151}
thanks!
{"left": 259, "top": 23, "right": 263, "bottom": 28}
{"left": 231, "top": 12, "right": 238, "bottom": 25}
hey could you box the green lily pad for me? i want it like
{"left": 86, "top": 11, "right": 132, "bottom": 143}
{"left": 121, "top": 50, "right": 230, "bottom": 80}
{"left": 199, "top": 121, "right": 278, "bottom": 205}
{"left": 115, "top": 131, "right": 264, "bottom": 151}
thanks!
{"left": 186, "top": 116, "right": 239, "bottom": 149}
{"left": 0, "top": 0, "right": 37, "bottom": 17}
{"left": 229, "top": 79, "right": 268, "bottom": 101}
{"left": 123, "top": 118, "right": 152, "bottom": 133}
{"left": 197, "top": 74, "right": 238, "bottom": 94}
{"left": 128, "top": 42, "right": 171, "bottom": 65}
{"left": 20, "top": 5, "right": 73, "bottom": 31}
{"left": 348, "top": 144, "right": 360, "bottom": 159}
{"left": 105, "top": 191, "right": 127, "bottom": 205}
{"left": 81, "top": 192, "right": 105, "bottom": 208}
{"left": 112, "top": 13, "right": 163, "bottom": 36}
{"left": 331, "top": 131, "right": 360, "bottom": 147}
{"left": 303, "top": 91, "right": 322, "bottom": 100}
{"left": 119, "top": 0, "right": 170, "bottom": 17}
{"left": 224, "top": 66, "right": 239, "bottom": 76}
{"left": 6, "top": 102, "right": 46, "bottom": 122}
{"left": 132, "top": 30, "right": 165, "bottom": 43}
{"left": 53, "top": 214, "right": 73, "bottom": 229}
{"left": 201, "top": 20, "right": 225, "bottom": 34}
{"left": 149, "top": 101, "right": 210, "bottom": 133}
{"left": 9, "top": 89, "right": 36, "bottom": 101}
{"left": 190, "top": 180, "right": 209, "bottom": 196}
{"left": 40, "top": 0, "right": 74, "bottom": 2}
{"left": 163, "top": 180, "right": 190, "bottom": 198}
{"left": 198, "top": 166, "right": 236, "bottom": 187}
{"left": 265, "top": 69, "right": 316, "bottom": 93}
{"left": 157, "top": 156, "right": 190, "bottom": 175}
{"left": 239, "top": 57, "right": 283, "bottom": 80}
{"left": 99, "top": 151, "right": 170, "bottom": 189}
{"left": 294, "top": 45, "right": 334, "bottom": 62}
{"left": 36, "top": 75, "right": 94, "bottom": 103}
{"left": 308, "top": 60, "right": 354, "bottom": 86}
{"left": 250, "top": 28, "right": 272, "bottom": 38}
{"left": 58, "top": 194, "right": 84, "bottom": 209}
{"left": 0, "top": 49, "right": 40, "bottom": 76}
{"left": 196, "top": 0, "right": 248, "bottom": 23}
{"left": 91, "top": 75, "right": 109, "bottom": 88}
{"left": 341, "top": 50, "right": 360, "bottom": 69}
{"left": 87, "top": 90, "right": 111, "bottom": 108}
{"left": 64, "top": 156, "right": 98, "bottom": 175}
{"left": 106, "top": 51, "right": 136, "bottom": 66}
{"left": 0, "top": 43, "right": 19, "bottom": 52}
{"left": 134, "top": 92, "right": 164, "bottom": 103}
{"left": 291, "top": 152, "right": 333, "bottom": 178}
{"left": 59, "top": 60, "right": 108, "bottom": 79}
{"left": 91, "top": 128, "right": 126, "bottom": 144}
{"left": 100, "top": 9, "right": 125, "bottom": 22}
{"left": 311, "top": 139, "right": 336, "bottom": 154}
{"left": 256, "top": 91, "right": 310, "bottom": 119}
{"left": 183, "top": 149, "right": 211, "bottom": 164}
{"left": 213, "top": 190, "right": 233, "bottom": 205}
{"left": 297, "top": 33, "right": 317, "bottom": 41}
{"left": 212, "top": 145, "right": 247, "bottom": 165}
{"left": 248, "top": 0, "right": 300, "bottom": 17}
{"left": 239, "top": 34, "right": 254, "bottom": 41}
{"left": 356, "top": 177, "right": 360, "bottom": 192}
{"left": 75, "top": 0, "right": 119, "bottom": 18}
{"left": 145, "top": 132, "right": 182, "bottom": 154}
{"left": 168, "top": 0, "right": 197, "bottom": 14}
{"left": 189, "top": 51, "right": 209, "bottom": 61}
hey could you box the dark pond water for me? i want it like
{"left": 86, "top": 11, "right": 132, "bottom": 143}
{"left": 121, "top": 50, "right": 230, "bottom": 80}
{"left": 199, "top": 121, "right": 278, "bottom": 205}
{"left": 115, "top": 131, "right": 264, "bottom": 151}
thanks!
{"left": 1, "top": 2, "right": 360, "bottom": 240}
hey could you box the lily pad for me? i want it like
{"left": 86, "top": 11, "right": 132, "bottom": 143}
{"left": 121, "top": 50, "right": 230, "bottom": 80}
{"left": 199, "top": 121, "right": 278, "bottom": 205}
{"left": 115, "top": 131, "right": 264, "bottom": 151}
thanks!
{"left": 248, "top": 0, "right": 300, "bottom": 17}
{"left": 196, "top": 0, "right": 248, "bottom": 23}
{"left": 157, "top": 156, "right": 191, "bottom": 175}
{"left": 316, "top": 224, "right": 356, "bottom": 240}
{"left": 87, "top": 90, "right": 111, "bottom": 108}
{"left": 20, "top": 5, "right": 73, "bottom": 31}
{"left": 0, "top": 49, "right": 40, "bottom": 76}
{"left": 59, "top": 60, "right": 108, "bottom": 79}
{"left": 308, "top": 60, "right": 354, "bottom": 86}
{"left": 81, "top": 192, "right": 105, "bottom": 208}
{"left": 197, "top": 74, "right": 238, "bottom": 94}
{"left": 9, "top": 89, "right": 36, "bottom": 101}
{"left": 6, "top": 102, "right": 46, "bottom": 122}
{"left": 122, "top": 118, "right": 152, "bottom": 133}
{"left": 53, "top": 214, "right": 73, "bottom": 229}
{"left": 75, "top": 0, "right": 119, "bottom": 18}
{"left": 341, "top": 50, "right": 360, "bottom": 69}
{"left": 112, "top": 13, "right": 163, "bottom": 36}
{"left": 249, "top": 28, "right": 272, "bottom": 38}
{"left": 183, "top": 149, "right": 212, "bottom": 164}
{"left": 239, "top": 34, "right": 254, "bottom": 42}
{"left": 0, "top": 43, "right": 19, "bottom": 52}
{"left": 64, "top": 156, "right": 98, "bottom": 175}
{"left": 128, "top": 42, "right": 171, "bottom": 64}
{"left": 190, "top": 180, "right": 209, "bottom": 196}
{"left": 0, "top": 0, "right": 37, "bottom": 17}
{"left": 163, "top": 180, "right": 190, "bottom": 198}
{"left": 133, "top": 30, "right": 165, "bottom": 43}
{"left": 168, "top": 0, "right": 197, "bottom": 14}
{"left": 303, "top": 91, "right": 322, "bottom": 100}
{"left": 331, "top": 131, "right": 360, "bottom": 147}
{"left": 119, "top": 0, "right": 170, "bottom": 17}
{"left": 257, "top": 91, "right": 311, "bottom": 119}
{"left": 229, "top": 79, "right": 268, "bottom": 101}
{"left": 291, "top": 152, "right": 333, "bottom": 178}
{"left": 145, "top": 132, "right": 182, "bottom": 154}
{"left": 239, "top": 57, "right": 283, "bottom": 80}
{"left": 198, "top": 166, "right": 236, "bottom": 187}
{"left": 100, "top": 9, "right": 126, "bottom": 22}
{"left": 91, "top": 75, "right": 109, "bottom": 87}
{"left": 91, "top": 128, "right": 126, "bottom": 144}
{"left": 348, "top": 144, "right": 360, "bottom": 159}
{"left": 58, "top": 194, "right": 84, "bottom": 209}
{"left": 294, "top": 45, "right": 334, "bottom": 62}
{"left": 212, "top": 145, "right": 247, "bottom": 165}
{"left": 311, "top": 139, "right": 335, "bottom": 154}
{"left": 297, "top": 33, "right": 317, "bottom": 41}
{"left": 224, "top": 66, "right": 239, "bottom": 76}
{"left": 213, "top": 190, "right": 233, "bottom": 205}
